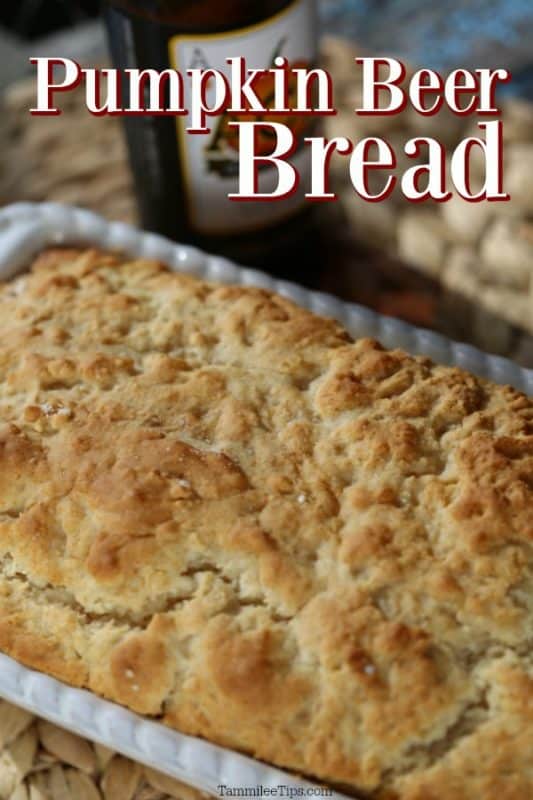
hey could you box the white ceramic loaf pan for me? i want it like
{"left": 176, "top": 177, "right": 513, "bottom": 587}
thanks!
{"left": 0, "top": 202, "right": 531, "bottom": 799}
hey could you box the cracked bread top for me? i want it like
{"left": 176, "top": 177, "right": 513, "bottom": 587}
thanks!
{"left": 0, "top": 247, "right": 531, "bottom": 800}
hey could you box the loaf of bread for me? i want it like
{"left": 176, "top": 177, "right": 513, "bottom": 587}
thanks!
{"left": 0, "top": 248, "right": 531, "bottom": 800}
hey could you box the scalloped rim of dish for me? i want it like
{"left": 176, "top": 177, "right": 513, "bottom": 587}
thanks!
{"left": 0, "top": 202, "right": 530, "bottom": 799}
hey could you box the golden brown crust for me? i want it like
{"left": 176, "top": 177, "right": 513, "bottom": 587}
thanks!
{"left": 0, "top": 247, "right": 531, "bottom": 799}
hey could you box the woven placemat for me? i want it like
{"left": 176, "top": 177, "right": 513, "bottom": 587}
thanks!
{"left": 321, "top": 36, "right": 533, "bottom": 338}
{"left": 0, "top": 700, "right": 209, "bottom": 800}
{"left": 0, "top": 70, "right": 137, "bottom": 226}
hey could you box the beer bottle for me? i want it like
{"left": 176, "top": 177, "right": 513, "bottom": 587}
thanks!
{"left": 104, "top": 0, "right": 320, "bottom": 277}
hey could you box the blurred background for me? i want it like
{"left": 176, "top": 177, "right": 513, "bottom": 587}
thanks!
{"left": 2, "top": 0, "right": 532, "bottom": 93}
{"left": 0, "top": 0, "right": 532, "bottom": 367}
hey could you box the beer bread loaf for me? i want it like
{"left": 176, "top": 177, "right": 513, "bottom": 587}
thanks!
{"left": 0, "top": 248, "right": 531, "bottom": 800}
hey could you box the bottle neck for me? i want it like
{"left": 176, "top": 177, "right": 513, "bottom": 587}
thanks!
{"left": 106, "top": 0, "right": 294, "bottom": 30}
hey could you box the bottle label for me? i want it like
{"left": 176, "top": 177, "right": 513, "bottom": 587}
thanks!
{"left": 169, "top": 0, "right": 316, "bottom": 236}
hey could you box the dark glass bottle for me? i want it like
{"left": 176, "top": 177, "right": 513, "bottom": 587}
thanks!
{"left": 104, "top": 0, "right": 320, "bottom": 278}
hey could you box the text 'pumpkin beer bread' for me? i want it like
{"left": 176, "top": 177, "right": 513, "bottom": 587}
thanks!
{"left": 0, "top": 248, "right": 531, "bottom": 800}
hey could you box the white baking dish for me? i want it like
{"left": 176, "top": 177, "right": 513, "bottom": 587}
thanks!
{"left": 0, "top": 202, "right": 531, "bottom": 798}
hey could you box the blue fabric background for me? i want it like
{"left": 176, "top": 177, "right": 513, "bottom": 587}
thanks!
{"left": 321, "top": 0, "right": 533, "bottom": 97}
